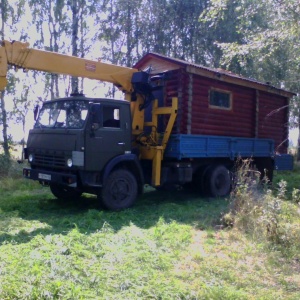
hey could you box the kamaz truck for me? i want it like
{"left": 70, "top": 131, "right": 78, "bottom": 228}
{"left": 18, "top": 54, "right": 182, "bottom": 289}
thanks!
{"left": 0, "top": 40, "right": 294, "bottom": 210}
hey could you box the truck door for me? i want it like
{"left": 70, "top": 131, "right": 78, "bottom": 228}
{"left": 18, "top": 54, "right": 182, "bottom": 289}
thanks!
{"left": 85, "top": 103, "right": 131, "bottom": 172}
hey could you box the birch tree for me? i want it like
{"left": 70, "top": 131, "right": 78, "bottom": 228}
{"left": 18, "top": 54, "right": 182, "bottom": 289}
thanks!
{"left": 29, "top": 0, "right": 69, "bottom": 99}
{"left": 0, "top": 0, "right": 25, "bottom": 156}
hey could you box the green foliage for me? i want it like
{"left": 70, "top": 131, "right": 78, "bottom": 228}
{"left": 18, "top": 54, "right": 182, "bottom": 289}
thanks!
{"left": 273, "top": 163, "right": 300, "bottom": 197}
{"left": 97, "top": 0, "right": 213, "bottom": 68}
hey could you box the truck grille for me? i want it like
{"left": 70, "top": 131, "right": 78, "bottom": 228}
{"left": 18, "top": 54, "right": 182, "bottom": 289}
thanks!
{"left": 34, "top": 153, "right": 65, "bottom": 167}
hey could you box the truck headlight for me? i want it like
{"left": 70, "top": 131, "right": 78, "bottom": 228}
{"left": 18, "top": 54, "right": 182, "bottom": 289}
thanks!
{"left": 28, "top": 154, "right": 34, "bottom": 162}
{"left": 67, "top": 158, "right": 73, "bottom": 167}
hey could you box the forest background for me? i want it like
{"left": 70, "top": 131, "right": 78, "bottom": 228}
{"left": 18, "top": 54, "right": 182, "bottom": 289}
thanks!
{"left": 0, "top": 0, "right": 300, "bottom": 158}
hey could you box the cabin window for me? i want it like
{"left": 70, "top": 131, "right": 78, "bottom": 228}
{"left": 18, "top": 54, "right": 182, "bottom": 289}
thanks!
{"left": 103, "top": 106, "right": 120, "bottom": 128}
{"left": 209, "top": 89, "right": 232, "bottom": 110}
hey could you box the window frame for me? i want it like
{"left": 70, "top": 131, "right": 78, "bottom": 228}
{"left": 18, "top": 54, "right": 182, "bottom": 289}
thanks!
{"left": 209, "top": 88, "right": 233, "bottom": 111}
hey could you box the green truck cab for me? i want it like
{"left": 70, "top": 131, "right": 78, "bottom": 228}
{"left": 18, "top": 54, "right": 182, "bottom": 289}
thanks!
{"left": 23, "top": 94, "right": 144, "bottom": 210}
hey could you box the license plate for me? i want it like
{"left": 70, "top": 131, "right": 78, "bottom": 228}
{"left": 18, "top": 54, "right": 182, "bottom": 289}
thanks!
{"left": 38, "top": 173, "right": 51, "bottom": 180}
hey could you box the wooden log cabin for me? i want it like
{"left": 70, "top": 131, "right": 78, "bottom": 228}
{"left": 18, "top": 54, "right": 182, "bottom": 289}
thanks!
{"left": 134, "top": 53, "right": 295, "bottom": 154}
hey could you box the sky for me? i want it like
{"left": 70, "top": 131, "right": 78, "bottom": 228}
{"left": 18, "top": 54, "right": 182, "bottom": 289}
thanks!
{"left": 289, "top": 128, "right": 298, "bottom": 147}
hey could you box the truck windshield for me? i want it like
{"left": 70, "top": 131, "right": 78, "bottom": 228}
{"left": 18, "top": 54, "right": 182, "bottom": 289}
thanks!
{"left": 35, "top": 100, "right": 89, "bottom": 129}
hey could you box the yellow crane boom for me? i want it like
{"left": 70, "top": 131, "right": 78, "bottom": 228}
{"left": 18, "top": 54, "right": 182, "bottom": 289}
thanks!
{"left": 0, "top": 40, "right": 137, "bottom": 92}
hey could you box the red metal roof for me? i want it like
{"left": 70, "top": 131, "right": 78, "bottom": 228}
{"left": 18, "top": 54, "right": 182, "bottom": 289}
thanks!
{"left": 134, "top": 52, "right": 296, "bottom": 98}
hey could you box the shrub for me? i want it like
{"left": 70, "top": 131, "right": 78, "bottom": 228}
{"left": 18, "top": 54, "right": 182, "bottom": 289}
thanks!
{"left": 0, "top": 154, "right": 11, "bottom": 177}
{"left": 7, "top": 159, "right": 25, "bottom": 178}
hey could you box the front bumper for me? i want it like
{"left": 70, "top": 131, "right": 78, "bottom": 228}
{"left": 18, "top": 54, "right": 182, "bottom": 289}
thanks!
{"left": 23, "top": 168, "right": 78, "bottom": 187}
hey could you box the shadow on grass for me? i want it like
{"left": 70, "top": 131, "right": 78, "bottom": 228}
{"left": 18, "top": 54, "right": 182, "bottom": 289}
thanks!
{"left": 0, "top": 186, "right": 229, "bottom": 245}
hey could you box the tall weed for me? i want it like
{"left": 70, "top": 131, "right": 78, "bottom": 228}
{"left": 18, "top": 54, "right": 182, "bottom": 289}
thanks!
{"left": 225, "top": 159, "right": 300, "bottom": 258}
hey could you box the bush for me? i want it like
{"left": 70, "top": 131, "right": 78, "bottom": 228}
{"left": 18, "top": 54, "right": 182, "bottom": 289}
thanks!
{"left": 7, "top": 159, "right": 25, "bottom": 178}
{"left": 0, "top": 152, "right": 26, "bottom": 179}
{"left": 0, "top": 154, "right": 11, "bottom": 177}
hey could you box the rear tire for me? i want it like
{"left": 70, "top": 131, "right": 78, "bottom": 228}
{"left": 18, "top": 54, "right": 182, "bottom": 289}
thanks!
{"left": 188, "top": 165, "right": 212, "bottom": 195}
{"left": 205, "top": 165, "right": 231, "bottom": 197}
{"left": 101, "top": 169, "right": 138, "bottom": 211}
{"left": 50, "top": 184, "right": 82, "bottom": 201}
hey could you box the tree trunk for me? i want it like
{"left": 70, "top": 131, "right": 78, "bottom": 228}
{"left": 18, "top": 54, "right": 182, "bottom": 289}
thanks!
{"left": 0, "top": 0, "right": 10, "bottom": 157}
{"left": 297, "top": 113, "right": 300, "bottom": 161}
{"left": 0, "top": 92, "right": 10, "bottom": 157}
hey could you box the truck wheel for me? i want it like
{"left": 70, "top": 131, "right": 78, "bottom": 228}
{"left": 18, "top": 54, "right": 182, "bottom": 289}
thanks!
{"left": 101, "top": 169, "right": 138, "bottom": 211}
{"left": 50, "top": 184, "right": 82, "bottom": 201}
{"left": 206, "top": 165, "right": 231, "bottom": 197}
{"left": 188, "top": 165, "right": 211, "bottom": 195}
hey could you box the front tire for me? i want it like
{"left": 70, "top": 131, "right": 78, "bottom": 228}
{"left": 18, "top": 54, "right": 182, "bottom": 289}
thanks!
{"left": 101, "top": 169, "right": 138, "bottom": 211}
{"left": 50, "top": 184, "right": 82, "bottom": 201}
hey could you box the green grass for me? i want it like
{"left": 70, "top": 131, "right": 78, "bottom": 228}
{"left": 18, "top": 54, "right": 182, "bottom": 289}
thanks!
{"left": 0, "top": 168, "right": 300, "bottom": 299}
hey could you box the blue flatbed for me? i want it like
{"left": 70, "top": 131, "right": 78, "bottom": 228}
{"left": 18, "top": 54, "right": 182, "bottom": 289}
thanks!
{"left": 165, "top": 134, "right": 275, "bottom": 160}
